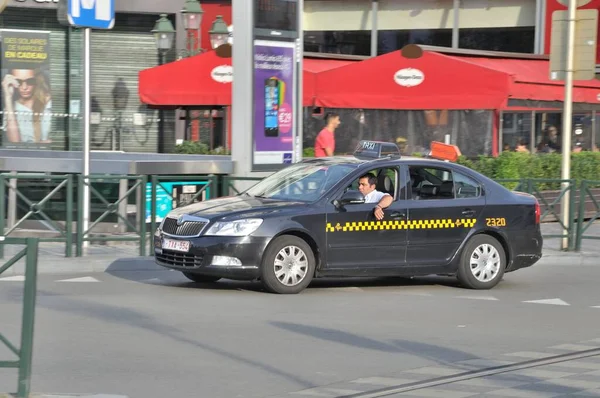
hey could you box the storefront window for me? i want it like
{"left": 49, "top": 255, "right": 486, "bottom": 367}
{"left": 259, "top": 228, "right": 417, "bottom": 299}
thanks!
{"left": 501, "top": 112, "right": 535, "bottom": 153}
{"left": 534, "top": 112, "right": 562, "bottom": 153}
{"left": 459, "top": 27, "right": 535, "bottom": 53}
{"left": 0, "top": 8, "right": 174, "bottom": 153}
{"left": 184, "top": 108, "right": 226, "bottom": 151}
{"left": 595, "top": 113, "right": 600, "bottom": 152}
{"left": 304, "top": 31, "right": 371, "bottom": 56}
{"left": 303, "top": 108, "right": 492, "bottom": 157}
{"left": 377, "top": 29, "right": 452, "bottom": 55}
{"left": 572, "top": 113, "right": 593, "bottom": 152}
{"left": 0, "top": 8, "right": 69, "bottom": 150}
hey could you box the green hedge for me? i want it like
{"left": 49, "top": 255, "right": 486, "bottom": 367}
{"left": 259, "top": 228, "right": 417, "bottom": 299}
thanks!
{"left": 174, "top": 141, "right": 231, "bottom": 155}
{"left": 457, "top": 152, "right": 600, "bottom": 190}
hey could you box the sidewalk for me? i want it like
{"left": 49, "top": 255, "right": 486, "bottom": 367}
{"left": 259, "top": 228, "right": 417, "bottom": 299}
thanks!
{"left": 0, "top": 223, "right": 598, "bottom": 276}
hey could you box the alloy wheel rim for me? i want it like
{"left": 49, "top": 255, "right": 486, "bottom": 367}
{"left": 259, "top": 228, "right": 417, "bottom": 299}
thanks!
{"left": 274, "top": 245, "right": 308, "bottom": 287}
{"left": 469, "top": 243, "right": 501, "bottom": 283}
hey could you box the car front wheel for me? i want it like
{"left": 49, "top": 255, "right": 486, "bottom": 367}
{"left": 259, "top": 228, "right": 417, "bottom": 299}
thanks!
{"left": 260, "top": 235, "right": 315, "bottom": 294}
{"left": 457, "top": 234, "right": 506, "bottom": 290}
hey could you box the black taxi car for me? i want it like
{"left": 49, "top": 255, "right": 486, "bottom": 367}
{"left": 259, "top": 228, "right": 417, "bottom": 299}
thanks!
{"left": 154, "top": 141, "right": 542, "bottom": 294}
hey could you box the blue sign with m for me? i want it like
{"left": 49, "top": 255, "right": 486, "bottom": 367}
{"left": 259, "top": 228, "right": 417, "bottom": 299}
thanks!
{"left": 67, "top": 0, "right": 115, "bottom": 29}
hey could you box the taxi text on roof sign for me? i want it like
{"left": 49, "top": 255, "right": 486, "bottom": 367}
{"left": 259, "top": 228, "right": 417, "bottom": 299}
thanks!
{"left": 353, "top": 140, "right": 401, "bottom": 160}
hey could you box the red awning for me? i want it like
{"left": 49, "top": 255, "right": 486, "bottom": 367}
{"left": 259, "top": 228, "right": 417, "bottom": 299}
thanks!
{"left": 313, "top": 51, "right": 512, "bottom": 110}
{"left": 460, "top": 57, "right": 600, "bottom": 105}
{"left": 138, "top": 51, "right": 354, "bottom": 107}
{"left": 314, "top": 51, "right": 600, "bottom": 110}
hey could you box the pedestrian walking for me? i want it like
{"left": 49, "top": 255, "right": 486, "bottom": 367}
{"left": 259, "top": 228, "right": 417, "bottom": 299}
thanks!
{"left": 314, "top": 112, "right": 340, "bottom": 157}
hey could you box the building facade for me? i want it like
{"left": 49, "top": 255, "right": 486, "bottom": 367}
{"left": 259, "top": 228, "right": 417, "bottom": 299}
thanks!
{"left": 0, "top": 0, "right": 596, "bottom": 156}
{"left": 0, "top": 0, "right": 231, "bottom": 153}
{"left": 304, "top": 0, "right": 541, "bottom": 56}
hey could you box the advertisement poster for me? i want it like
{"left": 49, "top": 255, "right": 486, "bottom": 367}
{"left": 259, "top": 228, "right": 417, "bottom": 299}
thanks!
{"left": 145, "top": 181, "right": 211, "bottom": 223}
{"left": 253, "top": 40, "right": 296, "bottom": 168}
{"left": 544, "top": 0, "right": 600, "bottom": 65}
{"left": 1, "top": 29, "right": 52, "bottom": 149}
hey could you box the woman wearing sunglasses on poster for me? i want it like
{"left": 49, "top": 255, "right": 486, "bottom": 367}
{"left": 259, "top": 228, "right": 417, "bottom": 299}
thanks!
{"left": 2, "top": 68, "right": 52, "bottom": 144}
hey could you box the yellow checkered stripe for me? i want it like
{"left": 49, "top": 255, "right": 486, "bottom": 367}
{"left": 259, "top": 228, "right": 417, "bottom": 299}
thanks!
{"left": 326, "top": 218, "right": 477, "bottom": 232}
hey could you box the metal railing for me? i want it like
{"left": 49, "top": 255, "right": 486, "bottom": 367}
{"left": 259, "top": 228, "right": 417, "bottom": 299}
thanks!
{"left": 0, "top": 237, "right": 38, "bottom": 398}
{"left": 77, "top": 175, "right": 147, "bottom": 257}
{"left": 0, "top": 173, "right": 596, "bottom": 254}
{"left": 575, "top": 180, "right": 600, "bottom": 251}
{"left": 0, "top": 174, "right": 73, "bottom": 258}
{"left": 148, "top": 175, "right": 218, "bottom": 242}
{"left": 220, "top": 176, "right": 262, "bottom": 197}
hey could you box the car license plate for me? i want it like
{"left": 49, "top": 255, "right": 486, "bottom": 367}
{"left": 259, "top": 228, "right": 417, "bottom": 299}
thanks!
{"left": 162, "top": 238, "right": 190, "bottom": 253}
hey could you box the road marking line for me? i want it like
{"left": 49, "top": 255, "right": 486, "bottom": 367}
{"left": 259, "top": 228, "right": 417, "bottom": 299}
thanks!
{"left": 550, "top": 344, "right": 600, "bottom": 351}
{"left": 340, "top": 347, "right": 600, "bottom": 398}
{"left": 291, "top": 388, "right": 364, "bottom": 397}
{"left": 0, "top": 275, "right": 25, "bottom": 282}
{"left": 351, "top": 377, "right": 416, "bottom": 387}
{"left": 57, "top": 277, "right": 100, "bottom": 283}
{"left": 504, "top": 351, "right": 550, "bottom": 359}
{"left": 406, "top": 366, "right": 463, "bottom": 377}
{"left": 456, "top": 295, "right": 498, "bottom": 301}
{"left": 522, "top": 298, "right": 570, "bottom": 306}
{"left": 398, "top": 389, "right": 479, "bottom": 398}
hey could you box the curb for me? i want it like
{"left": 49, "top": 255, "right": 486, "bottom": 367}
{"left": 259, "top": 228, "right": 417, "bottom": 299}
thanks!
{"left": 3, "top": 256, "right": 162, "bottom": 276}
{"left": 537, "top": 253, "right": 600, "bottom": 266}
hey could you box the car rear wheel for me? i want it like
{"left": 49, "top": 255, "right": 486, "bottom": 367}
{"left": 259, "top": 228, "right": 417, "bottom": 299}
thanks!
{"left": 457, "top": 234, "right": 505, "bottom": 290}
{"left": 182, "top": 272, "right": 221, "bottom": 283}
{"left": 260, "top": 235, "right": 315, "bottom": 294}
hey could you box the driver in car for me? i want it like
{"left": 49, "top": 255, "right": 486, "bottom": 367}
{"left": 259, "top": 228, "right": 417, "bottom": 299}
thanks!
{"left": 357, "top": 174, "right": 393, "bottom": 220}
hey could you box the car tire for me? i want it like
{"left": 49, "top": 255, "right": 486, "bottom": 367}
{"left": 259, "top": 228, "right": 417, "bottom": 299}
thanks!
{"left": 457, "top": 234, "right": 506, "bottom": 290}
{"left": 260, "top": 235, "right": 315, "bottom": 294}
{"left": 182, "top": 272, "right": 221, "bottom": 283}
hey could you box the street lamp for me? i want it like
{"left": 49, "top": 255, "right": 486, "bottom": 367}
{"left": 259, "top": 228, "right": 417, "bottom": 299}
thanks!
{"left": 151, "top": 14, "right": 176, "bottom": 64}
{"left": 181, "top": 0, "right": 204, "bottom": 57}
{"left": 152, "top": 14, "right": 175, "bottom": 153}
{"left": 209, "top": 15, "right": 230, "bottom": 50}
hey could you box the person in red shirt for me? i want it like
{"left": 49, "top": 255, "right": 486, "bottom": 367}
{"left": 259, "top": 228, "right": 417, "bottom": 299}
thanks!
{"left": 314, "top": 112, "right": 340, "bottom": 157}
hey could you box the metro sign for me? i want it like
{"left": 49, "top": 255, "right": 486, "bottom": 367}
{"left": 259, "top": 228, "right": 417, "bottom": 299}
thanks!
{"left": 66, "top": 0, "right": 115, "bottom": 29}
{"left": 545, "top": 0, "right": 600, "bottom": 65}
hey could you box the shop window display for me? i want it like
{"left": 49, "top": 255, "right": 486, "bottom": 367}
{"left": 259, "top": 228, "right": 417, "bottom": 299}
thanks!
{"left": 303, "top": 108, "right": 492, "bottom": 158}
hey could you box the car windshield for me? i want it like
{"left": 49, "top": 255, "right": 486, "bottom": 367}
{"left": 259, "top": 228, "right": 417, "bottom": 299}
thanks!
{"left": 244, "top": 162, "right": 358, "bottom": 202}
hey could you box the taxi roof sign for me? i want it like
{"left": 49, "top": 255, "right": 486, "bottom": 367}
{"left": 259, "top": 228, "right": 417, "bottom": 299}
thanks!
{"left": 428, "top": 141, "right": 462, "bottom": 162}
{"left": 353, "top": 140, "right": 401, "bottom": 160}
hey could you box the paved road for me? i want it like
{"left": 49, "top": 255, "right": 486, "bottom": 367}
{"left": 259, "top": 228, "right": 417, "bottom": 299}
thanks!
{"left": 2, "top": 260, "right": 600, "bottom": 397}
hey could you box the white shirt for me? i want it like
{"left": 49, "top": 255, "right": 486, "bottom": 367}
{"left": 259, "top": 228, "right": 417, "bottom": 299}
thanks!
{"left": 364, "top": 190, "right": 389, "bottom": 204}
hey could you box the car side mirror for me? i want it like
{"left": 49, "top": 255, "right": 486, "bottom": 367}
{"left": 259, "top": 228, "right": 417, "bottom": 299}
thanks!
{"left": 335, "top": 190, "right": 365, "bottom": 208}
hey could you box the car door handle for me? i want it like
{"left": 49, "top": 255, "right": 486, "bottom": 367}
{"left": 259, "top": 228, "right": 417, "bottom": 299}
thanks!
{"left": 390, "top": 211, "right": 406, "bottom": 219}
{"left": 462, "top": 209, "right": 476, "bottom": 217}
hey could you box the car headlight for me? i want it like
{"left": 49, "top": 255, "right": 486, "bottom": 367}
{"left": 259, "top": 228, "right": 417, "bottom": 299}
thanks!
{"left": 204, "top": 219, "right": 263, "bottom": 237}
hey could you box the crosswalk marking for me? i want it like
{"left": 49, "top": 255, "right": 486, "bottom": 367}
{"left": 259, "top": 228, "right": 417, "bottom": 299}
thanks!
{"left": 456, "top": 295, "right": 498, "bottom": 301}
{"left": 351, "top": 377, "right": 415, "bottom": 386}
{"left": 522, "top": 298, "right": 570, "bottom": 306}
{"left": 0, "top": 275, "right": 25, "bottom": 282}
{"left": 504, "top": 351, "right": 550, "bottom": 359}
{"left": 291, "top": 388, "right": 364, "bottom": 397}
{"left": 550, "top": 343, "right": 599, "bottom": 351}
{"left": 57, "top": 276, "right": 100, "bottom": 283}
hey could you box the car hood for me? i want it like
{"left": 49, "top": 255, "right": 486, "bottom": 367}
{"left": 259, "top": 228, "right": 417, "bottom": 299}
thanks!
{"left": 165, "top": 195, "right": 305, "bottom": 221}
